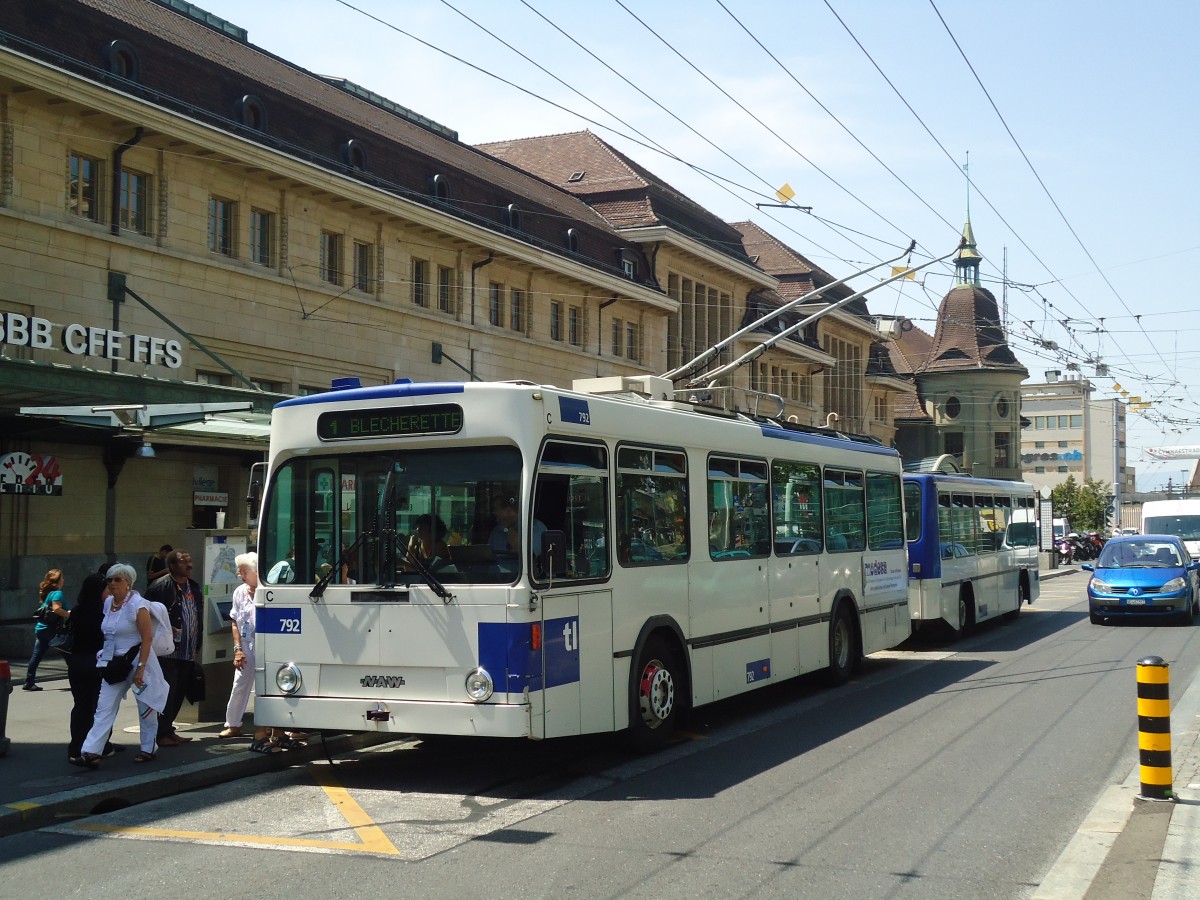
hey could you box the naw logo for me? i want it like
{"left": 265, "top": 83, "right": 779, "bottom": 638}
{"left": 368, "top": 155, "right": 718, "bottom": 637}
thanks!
{"left": 360, "top": 674, "right": 406, "bottom": 688}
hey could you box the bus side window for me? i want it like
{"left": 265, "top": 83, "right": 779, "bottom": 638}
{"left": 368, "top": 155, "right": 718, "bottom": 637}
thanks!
{"left": 617, "top": 446, "right": 689, "bottom": 566}
{"left": 534, "top": 440, "right": 609, "bottom": 580}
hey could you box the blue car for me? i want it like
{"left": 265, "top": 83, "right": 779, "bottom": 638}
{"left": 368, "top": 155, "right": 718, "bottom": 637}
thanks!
{"left": 1082, "top": 534, "right": 1200, "bottom": 625}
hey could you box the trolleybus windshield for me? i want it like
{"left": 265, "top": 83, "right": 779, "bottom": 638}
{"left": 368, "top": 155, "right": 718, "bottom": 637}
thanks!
{"left": 259, "top": 445, "right": 522, "bottom": 586}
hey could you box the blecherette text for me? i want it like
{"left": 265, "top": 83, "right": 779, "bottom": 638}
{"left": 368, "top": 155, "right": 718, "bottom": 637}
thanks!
{"left": 0, "top": 313, "right": 183, "bottom": 368}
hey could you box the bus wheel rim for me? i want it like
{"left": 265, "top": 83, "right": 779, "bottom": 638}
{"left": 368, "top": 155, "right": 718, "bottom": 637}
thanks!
{"left": 639, "top": 661, "right": 674, "bottom": 728}
{"left": 833, "top": 618, "right": 850, "bottom": 668}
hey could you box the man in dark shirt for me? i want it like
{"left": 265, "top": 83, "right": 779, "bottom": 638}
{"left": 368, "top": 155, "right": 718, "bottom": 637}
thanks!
{"left": 145, "top": 544, "right": 173, "bottom": 584}
{"left": 144, "top": 549, "right": 203, "bottom": 746}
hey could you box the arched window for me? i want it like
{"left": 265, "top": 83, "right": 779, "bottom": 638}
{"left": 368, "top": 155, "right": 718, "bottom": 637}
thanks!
{"left": 430, "top": 174, "right": 451, "bottom": 202}
{"left": 564, "top": 227, "right": 580, "bottom": 253}
{"left": 340, "top": 139, "right": 367, "bottom": 170}
{"left": 104, "top": 40, "right": 140, "bottom": 81}
{"left": 504, "top": 204, "right": 523, "bottom": 231}
{"left": 236, "top": 94, "right": 268, "bottom": 131}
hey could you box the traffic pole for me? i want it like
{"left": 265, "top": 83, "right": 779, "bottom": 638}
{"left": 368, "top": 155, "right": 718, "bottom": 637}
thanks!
{"left": 1136, "top": 656, "right": 1175, "bottom": 801}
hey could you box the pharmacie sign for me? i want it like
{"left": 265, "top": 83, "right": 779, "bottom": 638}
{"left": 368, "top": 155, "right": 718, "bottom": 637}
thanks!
{"left": 0, "top": 312, "right": 182, "bottom": 368}
{"left": 0, "top": 451, "right": 63, "bottom": 496}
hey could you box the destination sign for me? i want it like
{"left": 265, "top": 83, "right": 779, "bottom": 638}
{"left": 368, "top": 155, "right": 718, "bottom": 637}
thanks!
{"left": 317, "top": 404, "right": 464, "bottom": 441}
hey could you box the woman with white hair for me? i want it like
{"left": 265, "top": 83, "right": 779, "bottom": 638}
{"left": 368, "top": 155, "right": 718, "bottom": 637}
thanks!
{"left": 72, "top": 563, "right": 168, "bottom": 767}
{"left": 220, "top": 552, "right": 262, "bottom": 741}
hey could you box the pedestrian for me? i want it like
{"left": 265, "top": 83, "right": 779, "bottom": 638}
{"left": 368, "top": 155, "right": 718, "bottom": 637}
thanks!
{"left": 66, "top": 571, "right": 122, "bottom": 761}
{"left": 219, "top": 552, "right": 258, "bottom": 739}
{"left": 25, "top": 568, "right": 70, "bottom": 690}
{"left": 73, "top": 563, "right": 168, "bottom": 767}
{"left": 145, "top": 543, "right": 173, "bottom": 585}
{"left": 144, "top": 549, "right": 203, "bottom": 746}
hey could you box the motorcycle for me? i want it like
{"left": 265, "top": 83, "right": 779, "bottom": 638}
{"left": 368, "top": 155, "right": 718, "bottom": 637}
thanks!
{"left": 1057, "top": 537, "right": 1073, "bottom": 565}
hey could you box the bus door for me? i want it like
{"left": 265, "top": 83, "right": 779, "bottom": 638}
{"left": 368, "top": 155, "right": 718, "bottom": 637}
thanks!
{"left": 531, "top": 439, "right": 615, "bottom": 738}
{"left": 535, "top": 589, "right": 614, "bottom": 739}
{"left": 770, "top": 461, "right": 824, "bottom": 679}
{"left": 697, "top": 456, "right": 771, "bottom": 700}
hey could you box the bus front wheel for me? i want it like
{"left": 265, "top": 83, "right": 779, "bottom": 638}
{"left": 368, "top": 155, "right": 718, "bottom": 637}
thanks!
{"left": 824, "top": 603, "right": 857, "bottom": 686}
{"left": 629, "top": 636, "right": 680, "bottom": 752}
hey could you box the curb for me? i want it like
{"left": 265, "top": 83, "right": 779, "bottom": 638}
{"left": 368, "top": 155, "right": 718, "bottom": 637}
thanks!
{"left": 0, "top": 731, "right": 396, "bottom": 839}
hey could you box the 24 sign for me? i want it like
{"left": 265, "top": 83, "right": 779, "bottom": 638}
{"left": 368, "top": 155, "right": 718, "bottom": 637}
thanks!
{"left": 0, "top": 452, "right": 63, "bottom": 496}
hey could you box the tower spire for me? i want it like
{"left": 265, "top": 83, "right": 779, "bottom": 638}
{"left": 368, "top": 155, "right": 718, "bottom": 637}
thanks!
{"left": 956, "top": 152, "right": 981, "bottom": 286}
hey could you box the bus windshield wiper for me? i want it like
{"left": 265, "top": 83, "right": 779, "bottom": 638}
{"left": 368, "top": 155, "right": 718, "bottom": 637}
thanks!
{"left": 400, "top": 536, "right": 455, "bottom": 604}
{"left": 310, "top": 529, "right": 373, "bottom": 601}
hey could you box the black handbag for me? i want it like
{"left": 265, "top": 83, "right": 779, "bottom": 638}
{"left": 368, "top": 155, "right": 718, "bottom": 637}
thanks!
{"left": 185, "top": 662, "right": 206, "bottom": 704}
{"left": 102, "top": 644, "right": 141, "bottom": 684}
{"left": 49, "top": 622, "right": 75, "bottom": 654}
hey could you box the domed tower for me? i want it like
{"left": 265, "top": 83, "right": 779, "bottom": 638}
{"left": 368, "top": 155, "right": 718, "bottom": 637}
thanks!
{"left": 889, "top": 219, "right": 1027, "bottom": 478}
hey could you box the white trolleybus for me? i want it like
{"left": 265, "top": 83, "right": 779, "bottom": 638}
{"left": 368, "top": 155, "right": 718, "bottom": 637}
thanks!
{"left": 254, "top": 377, "right": 911, "bottom": 746}
{"left": 902, "top": 473, "right": 1040, "bottom": 639}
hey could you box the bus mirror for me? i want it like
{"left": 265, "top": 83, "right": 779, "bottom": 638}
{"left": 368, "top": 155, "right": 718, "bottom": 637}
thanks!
{"left": 246, "top": 461, "right": 267, "bottom": 524}
{"left": 541, "top": 529, "right": 567, "bottom": 577}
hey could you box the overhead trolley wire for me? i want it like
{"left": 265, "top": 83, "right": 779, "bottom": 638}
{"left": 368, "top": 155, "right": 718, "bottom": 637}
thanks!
{"left": 927, "top": 0, "right": 1177, "bottom": 387}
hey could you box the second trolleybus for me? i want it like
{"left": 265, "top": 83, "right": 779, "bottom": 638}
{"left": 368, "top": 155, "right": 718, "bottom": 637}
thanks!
{"left": 903, "top": 472, "right": 1040, "bottom": 638}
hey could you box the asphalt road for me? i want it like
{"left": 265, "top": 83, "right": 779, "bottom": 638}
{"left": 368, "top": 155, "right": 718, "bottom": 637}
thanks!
{"left": 2, "top": 570, "right": 1196, "bottom": 900}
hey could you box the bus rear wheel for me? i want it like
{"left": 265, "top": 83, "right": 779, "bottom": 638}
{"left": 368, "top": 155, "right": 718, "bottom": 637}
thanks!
{"left": 824, "top": 603, "right": 857, "bottom": 686}
{"left": 950, "top": 591, "right": 975, "bottom": 640}
{"left": 629, "top": 636, "right": 680, "bottom": 752}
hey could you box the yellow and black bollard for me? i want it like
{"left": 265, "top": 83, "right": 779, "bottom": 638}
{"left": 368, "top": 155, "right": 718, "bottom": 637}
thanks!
{"left": 1136, "top": 655, "right": 1174, "bottom": 801}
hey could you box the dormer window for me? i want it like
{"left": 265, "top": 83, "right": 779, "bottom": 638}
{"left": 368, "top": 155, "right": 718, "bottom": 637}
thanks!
{"left": 564, "top": 227, "right": 580, "bottom": 253}
{"left": 340, "top": 138, "right": 367, "bottom": 170}
{"left": 622, "top": 258, "right": 637, "bottom": 280}
{"left": 431, "top": 173, "right": 451, "bottom": 202}
{"left": 505, "top": 204, "right": 523, "bottom": 231}
{"left": 237, "top": 94, "right": 268, "bottom": 131}
{"left": 104, "top": 40, "right": 140, "bottom": 81}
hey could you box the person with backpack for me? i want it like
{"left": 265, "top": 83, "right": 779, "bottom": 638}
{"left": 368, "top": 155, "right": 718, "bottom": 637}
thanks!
{"left": 24, "top": 568, "right": 70, "bottom": 691}
{"left": 73, "top": 563, "right": 168, "bottom": 767}
{"left": 144, "top": 549, "right": 203, "bottom": 746}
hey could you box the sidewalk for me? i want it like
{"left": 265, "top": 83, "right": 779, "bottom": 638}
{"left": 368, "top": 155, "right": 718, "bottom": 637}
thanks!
{"left": 0, "top": 655, "right": 388, "bottom": 839}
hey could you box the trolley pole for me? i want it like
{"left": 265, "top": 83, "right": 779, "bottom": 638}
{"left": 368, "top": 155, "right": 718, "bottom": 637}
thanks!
{"left": 1136, "top": 656, "right": 1175, "bottom": 801}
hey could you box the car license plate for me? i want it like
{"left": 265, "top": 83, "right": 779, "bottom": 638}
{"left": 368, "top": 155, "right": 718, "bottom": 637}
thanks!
{"left": 1125, "top": 598, "right": 1147, "bottom": 606}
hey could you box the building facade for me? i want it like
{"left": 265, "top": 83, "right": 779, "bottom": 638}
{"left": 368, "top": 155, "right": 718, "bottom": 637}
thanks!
{"left": 1019, "top": 372, "right": 1132, "bottom": 495}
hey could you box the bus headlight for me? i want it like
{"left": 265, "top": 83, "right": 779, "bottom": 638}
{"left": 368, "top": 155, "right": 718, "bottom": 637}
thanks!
{"left": 276, "top": 663, "right": 303, "bottom": 694}
{"left": 465, "top": 667, "right": 493, "bottom": 702}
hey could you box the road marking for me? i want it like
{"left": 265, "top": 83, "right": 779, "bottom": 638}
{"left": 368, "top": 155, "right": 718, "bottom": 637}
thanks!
{"left": 5, "top": 802, "right": 41, "bottom": 812}
{"left": 66, "top": 766, "right": 399, "bottom": 856}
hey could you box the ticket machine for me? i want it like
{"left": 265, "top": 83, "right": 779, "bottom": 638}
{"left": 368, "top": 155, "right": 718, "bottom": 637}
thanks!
{"left": 178, "top": 529, "right": 250, "bottom": 723}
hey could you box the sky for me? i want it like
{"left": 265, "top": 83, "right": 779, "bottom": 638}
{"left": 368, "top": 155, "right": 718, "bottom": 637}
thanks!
{"left": 187, "top": 0, "right": 1200, "bottom": 490}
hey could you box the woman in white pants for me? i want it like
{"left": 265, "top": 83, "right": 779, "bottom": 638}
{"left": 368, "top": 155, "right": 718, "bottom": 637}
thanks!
{"left": 74, "top": 563, "right": 168, "bottom": 767}
{"left": 219, "top": 552, "right": 259, "bottom": 740}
